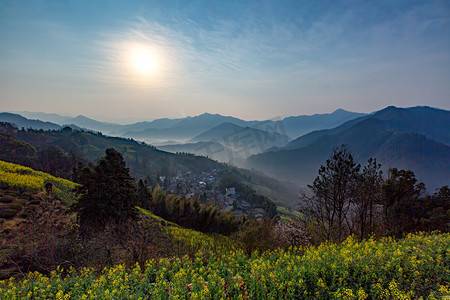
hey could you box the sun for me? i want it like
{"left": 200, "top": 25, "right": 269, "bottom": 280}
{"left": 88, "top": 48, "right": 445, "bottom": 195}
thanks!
{"left": 131, "top": 47, "right": 157, "bottom": 75}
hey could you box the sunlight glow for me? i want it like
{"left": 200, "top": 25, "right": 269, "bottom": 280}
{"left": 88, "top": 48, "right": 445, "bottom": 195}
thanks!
{"left": 105, "top": 38, "right": 174, "bottom": 88}
{"left": 131, "top": 47, "right": 157, "bottom": 75}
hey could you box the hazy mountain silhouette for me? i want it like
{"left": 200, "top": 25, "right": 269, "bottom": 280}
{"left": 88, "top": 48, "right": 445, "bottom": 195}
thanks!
{"left": 0, "top": 113, "right": 61, "bottom": 131}
{"left": 114, "top": 118, "right": 185, "bottom": 134}
{"left": 13, "top": 111, "right": 72, "bottom": 125}
{"left": 122, "top": 113, "right": 251, "bottom": 142}
{"left": 267, "top": 109, "right": 367, "bottom": 139}
{"left": 175, "top": 113, "right": 250, "bottom": 129}
{"left": 246, "top": 106, "right": 450, "bottom": 190}
{"left": 124, "top": 111, "right": 364, "bottom": 144}
{"left": 62, "top": 115, "right": 124, "bottom": 134}
{"left": 3, "top": 110, "right": 365, "bottom": 145}
{"left": 190, "top": 122, "right": 289, "bottom": 147}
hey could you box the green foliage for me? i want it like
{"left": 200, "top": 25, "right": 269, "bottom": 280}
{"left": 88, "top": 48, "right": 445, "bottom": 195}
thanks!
{"left": 142, "top": 185, "right": 241, "bottom": 235}
{"left": 1, "top": 233, "right": 449, "bottom": 299}
{"left": 0, "top": 131, "right": 87, "bottom": 180}
{"left": 2, "top": 122, "right": 221, "bottom": 179}
{"left": 421, "top": 186, "right": 450, "bottom": 232}
{"left": 0, "top": 133, "right": 38, "bottom": 169}
{"left": 382, "top": 168, "right": 426, "bottom": 237}
{"left": 73, "top": 148, "right": 137, "bottom": 232}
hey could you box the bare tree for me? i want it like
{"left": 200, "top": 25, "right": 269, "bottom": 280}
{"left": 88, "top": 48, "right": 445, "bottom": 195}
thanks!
{"left": 299, "top": 145, "right": 360, "bottom": 243}
{"left": 352, "top": 158, "right": 383, "bottom": 239}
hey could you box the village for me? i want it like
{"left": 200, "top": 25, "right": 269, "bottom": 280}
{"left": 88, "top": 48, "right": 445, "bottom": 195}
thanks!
{"left": 159, "top": 168, "right": 267, "bottom": 219}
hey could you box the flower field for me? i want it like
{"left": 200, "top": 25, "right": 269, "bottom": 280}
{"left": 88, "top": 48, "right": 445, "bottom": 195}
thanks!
{"left": 0, "top": 160, "right": 79, "bottom": 204}
{"left": 1, "top": 232, "right": 448, "bottom": 299}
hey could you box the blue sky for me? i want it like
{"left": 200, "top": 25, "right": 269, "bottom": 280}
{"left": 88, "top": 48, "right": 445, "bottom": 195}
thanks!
{"left": 0, "top": 0, "right": 449, "bottom": 121}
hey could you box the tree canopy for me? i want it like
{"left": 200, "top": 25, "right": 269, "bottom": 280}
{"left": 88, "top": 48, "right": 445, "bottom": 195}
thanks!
{"left": 74, "top": 148, "right": 137, "bottom": 232}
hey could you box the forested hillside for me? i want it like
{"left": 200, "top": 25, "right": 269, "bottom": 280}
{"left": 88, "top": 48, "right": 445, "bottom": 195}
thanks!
{"left": 247, "top": 106, "right": 450, "bottom": 190}
{"left": 0, "top": 121, "right": 297, "bottom": 208}
{"left": 0, "top": 122, "right": 220, "bottom": 180}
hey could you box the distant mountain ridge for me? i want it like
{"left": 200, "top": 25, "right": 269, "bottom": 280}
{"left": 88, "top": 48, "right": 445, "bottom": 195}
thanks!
{"left": 5, "top": 110, "right": 365, "bottom": 144}
{"left": 271, "top": 109, "right": 367, "bottom": 138}
{"left": 190, "top": 122, "right": 289, "bottom": 143}
{"left": 246, "top": 106, "right": 450, "bottom": 190}
{"left": 13, "top": 111, "right": 72, "bottom": 124}
{"left": 62, "top": 115, "right": 124, "bottom": 134}
{"left": 0, "top": 112, "right": 61, "bottom": 131}
{"left": 154, "top": 122, "right": 291, "bottom": 164}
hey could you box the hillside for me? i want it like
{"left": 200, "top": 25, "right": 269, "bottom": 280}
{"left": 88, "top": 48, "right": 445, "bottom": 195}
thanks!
{"left": 138, "top": 207, "right": 240, "bottom": 254}
{"left": 247, "top": 106, "right": 450, "bottom": 190}
{"left": 0, "top": 161, "right": 79, "bottom": 278}
{"left": 159, "top": 141, "right": 228, "bottom": 161}
{"left": 190, "top": 121, "right": 289, "bottom": 145}
{"left": 0, "top": 122, "right": 296, "bottom": 208}
{"left": 0, "top": 161, "right": 240, "bottom": 247}
{"left": 265, "top": 108, "right": 367, "bottom": 139}
{"left": 13, "top": 111, "right": 72, "bottom": 125}
{"left": 62, "top": 115, "right": 123, "bottom": 134}
{"left": 0, "top": 161, "right": 240, "bottom": 278}
{"left": 0, "top": 132, "right": 38, "bottom": 168}
{"left": 184, "top": 122, "right": 290, "bottom": 162}
{"left": 0, "top": 160, "right": 78, "bottom": 205}
{"left": 0, "top": 123, "right": 221, "bottom": 180}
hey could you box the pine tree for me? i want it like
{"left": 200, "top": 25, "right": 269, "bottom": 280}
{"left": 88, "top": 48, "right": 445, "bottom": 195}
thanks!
{"left": 382, "top": 168, "right": 425, "bottom": 236}
{"left": 74, "top": 148, "right": 136, "bottom": 233}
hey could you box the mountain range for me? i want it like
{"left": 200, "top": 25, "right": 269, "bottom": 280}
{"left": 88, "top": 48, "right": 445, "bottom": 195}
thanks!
{"left": 0, "top": 121, "right": 298, "bottom": 206}
{"left": 0, "top": 112, "right": 62, "bottom": 131}
{"left": 246, "top": 106, "right": 450, "bottom": 190}
{"left": 1, "top": 109, "right": 365, "bottom": 160}
{"left": 2, "top": 106, "right": 448, "bottom": 190}
{"left": 2, "top": 110, "right": 365, "bottom": 139}
{"left": 2, "top": 105, "right": 449, "bottom": 197}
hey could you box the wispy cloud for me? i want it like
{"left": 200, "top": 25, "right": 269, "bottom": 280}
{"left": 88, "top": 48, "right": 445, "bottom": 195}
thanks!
{"left": 1, "top": 0, "right": 449, "bottom": 119}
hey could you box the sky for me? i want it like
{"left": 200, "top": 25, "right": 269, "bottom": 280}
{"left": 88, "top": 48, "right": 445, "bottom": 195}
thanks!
{"left": 0, "top": 0, "right": 449, "bottom": 122}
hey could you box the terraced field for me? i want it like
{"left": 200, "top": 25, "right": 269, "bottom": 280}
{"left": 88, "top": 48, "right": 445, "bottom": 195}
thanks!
{"left": 0, "top": 161, "right": 78, "bottom": 224}
{"left": 0, "top": 160, "right": 78, "bottom": 205}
